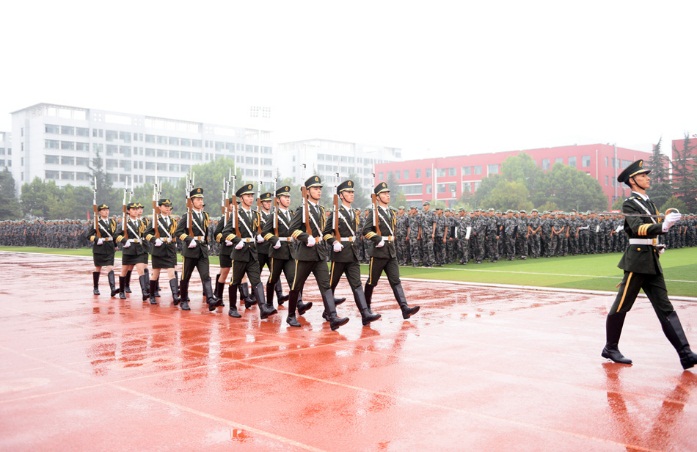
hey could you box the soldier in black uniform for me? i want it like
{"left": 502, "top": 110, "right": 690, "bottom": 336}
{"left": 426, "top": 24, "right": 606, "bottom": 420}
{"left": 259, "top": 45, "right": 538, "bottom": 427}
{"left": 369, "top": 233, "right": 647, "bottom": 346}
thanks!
{"left": 322, "top": 180, "right": 381, "bottom": 326}
{"left": 363, "top": 182, "right": 420, "bottom": 320}
{"left": 87, "top": 203, "right": 118, "bottom": 297}
{"left": 287, "top": 176, "right": 349, "bottom": 330}
{"left": 602, "top": 159, "right": 697, "bottom": 370}
{"left": 256, "top": 191, "right": 289, "bottom": 309}
{"left": 144, "top": 198, "right": 180, "bottom": 305}
{"left": 217, "top": 184, "right": 278, "bottom": 319}
{"left": 174, "top": 188, "right": 218, "bottom": 311}
{"left": 115, "top": 202, "right": 150, "bottom": 301}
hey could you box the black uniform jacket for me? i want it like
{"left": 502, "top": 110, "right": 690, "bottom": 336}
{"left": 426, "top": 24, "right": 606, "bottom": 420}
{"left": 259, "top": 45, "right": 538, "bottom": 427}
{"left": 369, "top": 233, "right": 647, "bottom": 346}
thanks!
{"left": 323, "top": 204, "right": 361, "bottom": 262}
{"left": 144, "top": 215, "right": 178, "bottom": 257}
{"left": 362, "top": 206, "right": 397, "bottom": 259}
{"left": 261, "top": 208, "right": 296, "bottom": 261}
{"left": 220, "top": 208, "right": 260, "bottom": 263}
{"left": 289, "top": 202, "right": 327, "bottom": 262}
{"left": 88, "top": 218, "right": 118, "bottom": 255}
{"left": 175, "top": 210, "right": 211, "bottom": 259}
{"left": 617, "top": 194, "right": 666, "bottom": 275}
{"left": 115, "top": 217, "right": 149, "bottom": 256}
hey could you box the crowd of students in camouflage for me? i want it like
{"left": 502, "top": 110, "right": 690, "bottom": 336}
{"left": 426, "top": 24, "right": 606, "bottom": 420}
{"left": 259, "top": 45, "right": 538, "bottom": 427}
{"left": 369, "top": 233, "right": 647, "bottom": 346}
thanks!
{"left": 1, "top": 209, "right": 695, "bottom": 262}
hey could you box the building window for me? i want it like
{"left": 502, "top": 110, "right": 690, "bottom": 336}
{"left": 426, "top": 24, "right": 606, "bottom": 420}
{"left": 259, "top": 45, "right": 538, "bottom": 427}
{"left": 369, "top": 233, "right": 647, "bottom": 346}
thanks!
{"left": 45, "top": 140, "right": 59, "bottom": 149}
{"left": 605, "top": 156, "right": 609, "bottom": 167}
{"left": 605, "top": 175, "right": 609, "bottom": 186}
{"left": 487, "top": 164, "right": 498, "bottom": 175}
{"left": 436, "top": 168, "right": 446, "bottom": 177}
{"left": 426, "top": 184, "right": 432, "bottom": 194}
{"left": 105, "top": 130, "right": 118, "bottom": 142}
{"left": 555, "top": 157, "right": 564, "bottom": 164}
{"left": 61, "top": 156, "right": 75, "bottom": 165}
{"left": 61, "top": 141, "right": 75, "bottom": 150}
{"left": 474, "top": 165, "right": 482, "bottom": 175}
{"left": 119, "top": 132, "right": 132, "bottom": 143}
{"left": 462, "top": 166, "right": 471, "bottom": 176}
{"left": 45, "top": 124, "right": 60, "bottom": 134}
{"left": 542, "top": 158, "right": 550, "bottom": 170}
{"left": 76, "top": 127, "right": 89, "bottom": 137}
{"left": 403, "top": 170, "right": 409, "bottom": 179}
{"left": 61, "top": 126, "right": 74, "bottom": 135}
{"left": 45, "top": 155, "right": 59, "bottom": 164}
{"left": 448, "top": 167, "right": 456, "bottom": 176}
{"left": 415, "top": 169, "right": 421, "bottom": 178}
{"left": 569, "top": 156, "right": 577, "bottom": 168}
{"left": 582, "top": 155, "right": 591, "bottom": 167}
{"left": 426, "top": 168, "right": 431, "bottom": 178}
{"left": 46, "top": 170, "right": 59, "bottom": 180}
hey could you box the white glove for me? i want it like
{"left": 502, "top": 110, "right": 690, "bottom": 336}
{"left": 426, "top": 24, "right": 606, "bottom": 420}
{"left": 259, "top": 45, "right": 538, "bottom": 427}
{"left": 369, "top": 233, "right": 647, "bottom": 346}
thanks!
{"left": 188, "top": 238, "right": 197, "bottom": 249}
{"left": 273, "top": 241, "right": 282, "bottom": 249}
{"left": 662, "top": 212, "right": 682, "bottom": 232}
{"left": 375, "top": 239, "right": 385, "bottom": 248}
{"left": 235, "top": 241, "right": 245, "bottom": 250}
{"left": 97, "top": 238, "right": 104, "bottom": 245}
{"left": 155, "top": 238, "right": 163, "bottom": 247}
{"left": 306, "top": 236, "right": 316, "bottom": 247}
{"left": 225, "top": 240, "right": 233, "bottom": 247}
{"left": 256, "top": 234, "right": 264, "bottom": 243}
{"left": 123, "top": 239, "right": 131, "bottom": 248}
{"left": 333, "top": 241, "right": 344, "bottom": 252}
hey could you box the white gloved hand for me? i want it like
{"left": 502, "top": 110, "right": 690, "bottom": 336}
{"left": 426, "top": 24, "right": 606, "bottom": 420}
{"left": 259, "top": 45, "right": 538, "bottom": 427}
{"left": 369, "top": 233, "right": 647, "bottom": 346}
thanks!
{"left": 375, "top": 239, "right": 385, "bottom": 248}
{"left": 188, "top": 238, "right": 197, "bottom": 249}
{"left": 225, "top": 240, "right": 233, "bottom": 247}
{"left": 256, "top": 234, "right": 264, "bottom": 243}
{"left": 235, "top": 241, "right": 245, "bottom": 250}
{"left": 273, "top": 241, "right": 282, "bottom": 249}
{"left": 155, "top": 238, "right": 163, "bottom": 247}
{"left": 123, "top": 239, "right": 131, "bottom": 248}
{"left": 97, "top": 238, "right": 104, "bottom": 245}
{"left": 662, "top": 212, "right": 682, "bottom": 232}
{"left": 306, "top": 236, "right": 316, "bottom": 247}
{"left": 333, "top": 241, "right": 344, "bottom": 252}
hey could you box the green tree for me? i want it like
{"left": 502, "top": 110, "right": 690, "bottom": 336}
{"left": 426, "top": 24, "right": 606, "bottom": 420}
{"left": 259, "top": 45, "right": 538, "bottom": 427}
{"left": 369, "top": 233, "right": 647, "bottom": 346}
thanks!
{"left": 536, "top": 163, "right": 606, "bottom": 212}
{"left": 473, "top": 174, "right": 502, "bottom": 209}
{"left": 0, "top": 168, "right": 22, "bottom": 220}
{"left": 647, "top": 138, "right": 672, "bottom": 208}
{"left": 386, "top": 172, "right": 407, "bottom": 208}
{"left": 481, "top": 180, "right": 533, "bottom": 211}
{"left": 671, "top": 134, "right": 697, "bottom": 212}
{"left": 660, "top": 195, "right": 686, "bottom": 215}
{"left": 21, "top": 178, "right": 61, "bottom": 219}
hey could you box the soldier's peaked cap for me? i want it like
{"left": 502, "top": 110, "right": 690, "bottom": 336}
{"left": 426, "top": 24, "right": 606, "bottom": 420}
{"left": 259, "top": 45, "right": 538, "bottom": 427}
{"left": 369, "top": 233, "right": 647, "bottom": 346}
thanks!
{"left": 235, "top": 184, "right": 254, "bottom": 197}
{"left": 374, "top": 182, "right": 389, "bottom": 195}
{"left": 158, "top": 199, "right": 172, "bottom": 207}
{"left": 97, "top": 203, "right": 109, "bottom": 211}
{"left": 190, "top": 187, "right": 204, "bottom": 198}
{"left": 617, "top": 159, "right": 651, "bottom": 184}
{"left": 337, "top": 180, "right": 354, "bottom": 194}
{"left": 304, "top": 176, "right": 323, "bottom": 188}
{"left": 259, "top": 192, "right": 273, "bottom": 201}
{"left": 276, "top": 186, "right": 291, "bottom": 197}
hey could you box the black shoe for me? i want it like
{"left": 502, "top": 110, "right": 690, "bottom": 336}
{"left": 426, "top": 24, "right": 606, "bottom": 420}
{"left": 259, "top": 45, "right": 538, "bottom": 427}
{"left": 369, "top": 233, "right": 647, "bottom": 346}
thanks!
{"left": 601, "top": 346, "right": 632, "bottom": 364}
{"left": 228, "top": 306, "right": 241, "bottom": 318}
{"left": 361, "top": 310, "right": 381, "bottom": 326}
{"left": 297, "top": 300, "right": 313, "bottom": 316}
{"left": 180, "top": 301, "right": 191, "bottom": 311}
{"left": 401, "top": 305, "right": 420, "bottom": 319}
{"left": 93, "top": 288, "right": 100, "bottom": 295}
{"left": 334, "top": 297, "right": 346, "bottom": 305}
{"left": 286, "top": 315, "right": 301, "bottom": 327}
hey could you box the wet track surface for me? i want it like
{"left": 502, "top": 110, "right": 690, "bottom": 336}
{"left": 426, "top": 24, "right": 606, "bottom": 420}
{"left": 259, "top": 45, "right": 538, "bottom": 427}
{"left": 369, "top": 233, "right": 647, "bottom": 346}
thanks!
{"left": 1, "top": 252, "right": 696, "bottom": 450}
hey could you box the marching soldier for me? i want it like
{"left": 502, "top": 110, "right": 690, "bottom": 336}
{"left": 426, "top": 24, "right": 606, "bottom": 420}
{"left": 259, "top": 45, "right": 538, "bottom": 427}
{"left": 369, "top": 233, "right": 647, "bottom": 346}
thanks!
{"left": 602, "top": 159, "right": 697, "bottom": 369}
{"left": 256, "top": 191, "right": 289, "bottom": 308}
{"left": 174, "top": 187, "right": 218, "bottom": 311}
{"left": 286, "top": 176, "right": 349, "bottom": 330}
{"left": 144, "top": 198, "right": 180, "bottom": 305}
{"left": 87, "top": 203, "right": 118, "bottom": 297}
{"left": 322, "top": 179, "right": 381, "bottom": 326}
{"left": 115, "top": 202, "right": 150, "bottom": 301}
{"left": 363, "top": 182, "right": 420, "bottom": 320}
{"left": 219, "top": 184, "right": 277, "bottom": 319}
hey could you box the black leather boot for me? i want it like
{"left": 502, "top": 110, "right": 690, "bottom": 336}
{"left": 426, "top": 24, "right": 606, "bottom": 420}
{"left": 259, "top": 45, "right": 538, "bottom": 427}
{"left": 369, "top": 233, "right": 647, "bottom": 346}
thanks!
{"left": 108, "top": 270, "right": 118, "bottom": 297}
{"left": 254, "top": 283, "right": 277, "bottom": 319}
{"left": 322, "top": 289, "right": 349, "bottom": 331}
{"left": 602, "top": 312, "right": 632, "bottom": 364}
{"left": 169, "top": 278, "right": 181, "bottom": 305}
{"left": 125, "top": 270, "right": 132, "bottom": 293}
{"left": 139, "top": 274, "right": 150, "bottom": 302}
{"left": 148, "top": 280, "right": 158, "bottom": 305}
{"left": 659, "top": 311, "right": 697, "bottom": 369}
{"left": 275, "top": 280, "right": 288, "bottom": 305}
{"left": 204, "top": 278, "right": 218, "bottom": 311}
{"left": 92, "top": 271, "right": 100, "bottom": 295}
{"left": 213, "top": 278, "right": 225, "bottom": 308}
{"left": 228, "top": 284, "right": 241, "bottom": 318}
{"left": 118, "top": 276, "right": 127, "bottom": 299}
{"left": 286, "top": 290, "right": 301, "bottom": 327}
{"left": 266, "top": 283, "right": 276, "bottom": 309}
{"left": 297, "top": 289, "right": 312, "bottom": 316}
{"left": 332, "top": 288, "right": 346, "bottom": 306}
{"left": 239, "top": 283, "right": 254, "bottom": 309}
{"left": 364, "top": 283, "right": 375, "bottom": 314}
{"left": 354, "top": 286, "right": 381, "bottom": 325}
{"left": 179, "top": 280, "right": 190, "bottom": 311}
{"left": 392, "top": 284, "right": 420, "bottom": 319}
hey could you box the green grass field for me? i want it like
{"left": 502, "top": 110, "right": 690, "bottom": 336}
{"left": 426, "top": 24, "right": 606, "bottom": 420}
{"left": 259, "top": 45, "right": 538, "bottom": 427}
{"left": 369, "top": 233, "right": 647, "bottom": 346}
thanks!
{"left": 2, "top": 246, "right": 696, "bottom": 298}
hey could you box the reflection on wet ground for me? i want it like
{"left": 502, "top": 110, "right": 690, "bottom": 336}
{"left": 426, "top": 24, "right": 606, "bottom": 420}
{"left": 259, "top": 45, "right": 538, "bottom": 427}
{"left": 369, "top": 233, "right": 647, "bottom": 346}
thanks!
{"left": 1, "top": 252, "right": 696, "bottom": 450}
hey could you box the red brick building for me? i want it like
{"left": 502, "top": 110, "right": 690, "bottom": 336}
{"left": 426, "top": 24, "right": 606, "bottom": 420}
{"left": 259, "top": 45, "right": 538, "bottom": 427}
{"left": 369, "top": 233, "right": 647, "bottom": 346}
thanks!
{"left": 374, "top": 144, "right": 651, "bottom": 210}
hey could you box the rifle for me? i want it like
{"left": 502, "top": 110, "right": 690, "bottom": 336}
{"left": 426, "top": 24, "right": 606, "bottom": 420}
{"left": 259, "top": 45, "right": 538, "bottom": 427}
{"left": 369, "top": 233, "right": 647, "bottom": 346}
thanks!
{"left": 92, "top": 176, "right": 101, "bottom": 239}
{"left": 230, "top": 174, "right": 239, "bottom": 237}
{"left": 273, "top": 176, "right": 279, "bottom": 236}
{"left": 186, "top": 171, "right": 194, "bottom": 236}
{"left": 301, "top": 164, "right": 312, "bottom": 236}
{"left": 333, "top": 172, "right": 341, "bottom": 242}
{"left": 222, "top": 169, "right": 231, "bottom": 226}
{"left": 152, "top": 179, "right": 161, "bottom": 238}
{"left": 256, "top": 179, "right": 263, "bottom": 234}
{"left": 122, "top": 178, "right": 129, "bottom": 240}
{"left": 371, "top": 173, "right": 381, "bottom": 237}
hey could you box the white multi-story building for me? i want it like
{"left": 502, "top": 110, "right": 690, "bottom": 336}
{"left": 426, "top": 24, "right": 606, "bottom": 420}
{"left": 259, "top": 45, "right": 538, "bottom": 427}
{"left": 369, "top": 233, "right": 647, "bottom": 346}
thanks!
{"left": 0, "top": 131, "right": 10, "bottom": 170}
{"left": 8, "top": 103, "right": 273, "bottom": 194}
{"left": 276, "top": 139, "right": 401, "bottom": 189}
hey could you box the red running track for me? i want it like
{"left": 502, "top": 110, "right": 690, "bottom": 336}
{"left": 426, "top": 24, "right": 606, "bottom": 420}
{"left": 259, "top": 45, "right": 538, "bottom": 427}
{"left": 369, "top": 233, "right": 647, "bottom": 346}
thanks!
{"left": 1, "top": 252, "right": 696, "bottom": 451}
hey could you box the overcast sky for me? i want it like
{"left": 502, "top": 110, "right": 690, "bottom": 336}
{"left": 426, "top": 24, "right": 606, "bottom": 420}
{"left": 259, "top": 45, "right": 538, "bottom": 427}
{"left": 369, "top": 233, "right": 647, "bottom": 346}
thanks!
{"left": 1, "top": 1, "right": 695, "bottom": 160}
